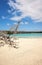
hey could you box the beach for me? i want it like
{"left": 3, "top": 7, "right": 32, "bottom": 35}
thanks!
{"left": 0, "top": 38, "right": 42, "bottom": 65}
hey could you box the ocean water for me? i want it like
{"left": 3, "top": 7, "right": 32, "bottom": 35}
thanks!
{"left": 10, "top": 33, "right": 42, "bottom": 38}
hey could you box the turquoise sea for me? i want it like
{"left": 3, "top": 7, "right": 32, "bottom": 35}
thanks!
{"left": 10, "top": 33, "right": 42, "bottom": 38}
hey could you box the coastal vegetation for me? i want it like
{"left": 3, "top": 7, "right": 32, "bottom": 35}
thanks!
{"left": 0, "top": 31, "right": 42, "bottom": 34}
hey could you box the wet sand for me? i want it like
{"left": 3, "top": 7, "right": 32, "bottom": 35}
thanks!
{"left": 0, "top": 38, "right": 42, "bottom": 65}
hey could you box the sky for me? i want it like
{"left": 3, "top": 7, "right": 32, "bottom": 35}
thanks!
{"left": 0, "top": 0, "right": 42, "bottom": 31}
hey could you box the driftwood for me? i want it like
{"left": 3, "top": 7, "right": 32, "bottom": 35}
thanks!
{"left": 0, "top": 21, "right": 21, "bottom": 48}
{"left": 0, "top": 32, "right": 19, "bottom": 48}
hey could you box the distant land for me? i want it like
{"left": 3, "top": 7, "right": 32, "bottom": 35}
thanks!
{"left": 0, "top": 30, "right": 42, "bottom": 34}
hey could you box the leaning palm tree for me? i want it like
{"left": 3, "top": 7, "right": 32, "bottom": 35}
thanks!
{"left": 9, "top": 20, "right": 21, "bottom": 48}
{"left": 10, "top": 20, "right": 21, "bottom": 33}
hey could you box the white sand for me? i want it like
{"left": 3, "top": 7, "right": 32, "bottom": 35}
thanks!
{"left": 0, "top": 38, "right": 42, "bottom": 65}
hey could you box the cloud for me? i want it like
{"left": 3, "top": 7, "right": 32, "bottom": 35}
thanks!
{"left": 7, "top": 0, "right": 42, "bottom": 22}
{"left": 1, "top": 16, "right": 6, "bottom": 19}
{"left": 20, "top": 22, "right": 29, "bottom": 25}
{"left": 25, "top": 22, "right": 29, "bottom": 24}
{"left": 13, "top": 21, "right": 29, "bottom": 25}
{"left": 8, "top": 10, "right": 11, "bottom": 13}
{"left": 10, "top": 16, "right": 23, "bottom": 21}
{"left": 7, "top": 23, "right": 10, "bottom": 26}
{"left": 13, "top": 22, "right": 17, "bottom": 25}
{"left": 8, "top": 0, "right": 16, "bottom": 10}
{"left": 20, "top": 22, "right": 24, "bottom": 25}
{"left": 16, "top": 0, "right": 42, "bottom": 22}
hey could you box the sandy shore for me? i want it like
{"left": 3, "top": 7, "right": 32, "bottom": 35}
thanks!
{"left": 0, "top": 38, "right": 42, "bottom": 65}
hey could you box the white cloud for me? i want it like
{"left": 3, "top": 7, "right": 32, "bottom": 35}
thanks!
{"left": 16, "top": 0, "right": 42, "bottom": 22}
{"left": 25, "top": 22, "right": 28, "bottom": 24}
{"left": 20, "top": 22, "right": 24, "bottom": 25}
{"left": 7, "top": 23, "right": 10, "bottom": 26}
{"left": 8, "top": 0, "right": 42, "bottom": 22}
{"left": 10, "top": 16, "right": 23, "bottom": 21}
{"left": 20, "top": 22, "right": 29, "bottom": 25}
{"left": 1, "top": 16, "right": 6, "bottom": 19}
{"left": 8, "top": 10, "right": 11, "bottom": 13}
{"left": 13, "top": 22, "right": 17, "bottom": 25}
{"left": 8, "top": 0, "right": 16, "bottom": 10}
{"left": 13, "top": 22, "right": 29, "bottom": 25}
